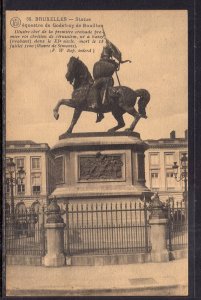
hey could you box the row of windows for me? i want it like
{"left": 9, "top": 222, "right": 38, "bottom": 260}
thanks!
{"left": 149, "top": 152, "right": 187, "bottom": 167}
{"left": 6, "top": 157, "right": 41, "bottom": 171}
{"left": 149, "top": 151, "right": 187, "bottom": 191}
{"left": 6, "top": 183, "right": 41, "bottom": 195}
{"left": 150, "top": 169, "right": 186, "bottom": 191}
{"left": 6, "top": 156, "right": 42, "bottom": 196}
{"left": 6, "top": 172, "right": 42, "bottom": 196}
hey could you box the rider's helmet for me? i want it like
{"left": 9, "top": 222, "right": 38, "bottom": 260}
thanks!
{"left": 101, "top": 46, "right": 113, "bottom": 59}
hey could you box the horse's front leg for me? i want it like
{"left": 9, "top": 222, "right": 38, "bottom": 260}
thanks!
{"left": 66, "top": 109, "right": 82, "bottom": 134}
{"left": 53, "top": 99, "right": 74, "bottom": 120}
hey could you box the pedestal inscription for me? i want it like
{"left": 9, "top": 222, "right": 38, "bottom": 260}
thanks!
{"left": 79, "top": 152, "right": 123, "bottom": 181}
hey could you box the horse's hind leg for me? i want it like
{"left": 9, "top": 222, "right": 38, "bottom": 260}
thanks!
{"left": 138, "top": 97, "right": 149, "bottom": 118}
{"left": 122, "top": 105, "right": 141, "bottom": 132}
{"left": 126, "top": 114, "right": 141, "bottom": 132}
{"left": 122, "top": 105, "right": 139, "bottom": 118}
{"left": 108, "top": 111, "right": 125, "bottom": 132}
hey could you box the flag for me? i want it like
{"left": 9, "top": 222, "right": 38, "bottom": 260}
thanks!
{"left": 106, "top": 39, "right": 122, "bottom": 63}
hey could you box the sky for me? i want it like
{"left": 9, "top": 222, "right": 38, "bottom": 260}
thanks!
{"left": 6, "top": 10, "right": 188, "bottom": 147}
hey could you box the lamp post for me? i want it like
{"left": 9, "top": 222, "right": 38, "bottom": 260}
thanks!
{"left": 172, "top": 153, "right": 188, "bottom": 210}
{"left": 6, "top": 158, "right": 26, "bottom": 224}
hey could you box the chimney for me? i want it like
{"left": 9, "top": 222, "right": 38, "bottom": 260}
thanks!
{"left": 170, "top": 130, "right": 176, "bottom": 139}
{"left": 185, "top": 129, "right": 188, "bottom": 140}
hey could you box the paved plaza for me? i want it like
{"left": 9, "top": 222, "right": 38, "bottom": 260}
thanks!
{"left": 6, "top": 258, "right": 188, "bottom": 296}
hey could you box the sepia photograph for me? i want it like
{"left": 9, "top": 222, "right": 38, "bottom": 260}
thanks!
{"left": 4, "top": 9, "right": 188, "bottom": 296}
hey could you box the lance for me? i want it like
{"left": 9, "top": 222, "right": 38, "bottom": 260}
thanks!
{"left": 101, "top": 26, "right": 121, "bottom": 85}
{"left": 101, "top": 25, "right": 131, "bottom": 86}
{"left": 115, "top": 70, "right": 121, "bottom": 86}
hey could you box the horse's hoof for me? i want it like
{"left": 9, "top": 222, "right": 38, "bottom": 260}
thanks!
{"left": 59, "top": 131, "right": 72, "bottom": 139}
{"left": 66, "top": 129, "right": 73, "bottom": 134}
{"left": 53, "top": 110, "right": 59, "bottom": 120}
{"left": 107, "top": 128, "right": 115, "bottom": 133}
{"left": 96, "top": 114, "right": 104, "bottom": 123}
{"left": 139, "top": 113, "right": 148, "bottom": 119}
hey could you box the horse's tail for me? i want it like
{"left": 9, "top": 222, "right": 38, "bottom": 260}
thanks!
{"left": 135, "top": 89, "right": 150, "bottom": 116}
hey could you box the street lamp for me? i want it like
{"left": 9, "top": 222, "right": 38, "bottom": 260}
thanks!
{"left": 6, "top": 158, "right": 26, "bottom": 223}
{"left": 172, "top": 153, "right": 188, "bottom": 208}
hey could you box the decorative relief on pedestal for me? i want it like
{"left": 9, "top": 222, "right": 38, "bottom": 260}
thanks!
{"left": 55, "top": 156, "right": 64, "bottom": 184}
{"left": 78, "top": 152, "right": 124, "bottom": 181}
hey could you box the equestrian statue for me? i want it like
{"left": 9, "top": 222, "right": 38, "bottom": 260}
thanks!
{"left": 53, "top": 27, "right": 150, "bottom": 135}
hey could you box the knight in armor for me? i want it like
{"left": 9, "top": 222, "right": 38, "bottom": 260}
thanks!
{"left": 92, "top": 36, "right": 132, "bottom": 123}
{"left": 91, "top": 45, "right": 119, "bottom": 122}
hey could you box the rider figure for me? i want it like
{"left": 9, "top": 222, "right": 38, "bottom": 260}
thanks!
{"left": 92, "top": 44, "right": 119, "bottom": 123}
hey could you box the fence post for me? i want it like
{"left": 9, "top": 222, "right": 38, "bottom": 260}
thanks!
{"left": 144, "top": 201, "right": 149, "bottom": 253}
{"left": 43, "top": 198, "right": 66, "bottom": 267}
{"left": 27, "top": 208, "right": 35, "bottom": 237}
{"left": 149, "top": 193, "right": 169, "bottom": 262}
{"left": 65, "top": 203, "right": 71, "bottom": 265}
{"left": 167, "top": 198, "right": 175, "bottom": 261}
{"left": 41, "top": 206, "right": 46, "bottom": 256}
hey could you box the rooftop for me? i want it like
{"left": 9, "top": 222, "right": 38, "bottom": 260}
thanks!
{"left": 145, "top": 130, "right": 188, "bottom": 149}
{"left": 6, "top": 140, "right": 50, "bottom": 152}
{"left": 6, "top": 140, "right": 38, "bottom": 146}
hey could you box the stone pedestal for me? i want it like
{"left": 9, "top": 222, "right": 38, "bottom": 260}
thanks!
{"left": 43, "top": 199, "right": 65, "bottom": 267}
{"left": 50, "top": 132, "right": 150, "bottom": 204}
{"left": 149, "top": 193, "right": 169, "bottom": 262}
{"left": 149, "top": 218, "right": 169, "bottom": 262}
{"left": 43, "top": 223, "right": 65, "bottom": 267}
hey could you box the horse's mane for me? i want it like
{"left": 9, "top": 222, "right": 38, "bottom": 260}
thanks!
{"left": 72, "top": 56, "right": 93, "bottom": 82}
{"left": 78, "top": 58, "right": 93, "bottom": 81}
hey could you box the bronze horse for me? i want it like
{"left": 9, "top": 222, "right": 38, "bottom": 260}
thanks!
{"left": 53, "top": 56, "right": 150, "bottom": 134}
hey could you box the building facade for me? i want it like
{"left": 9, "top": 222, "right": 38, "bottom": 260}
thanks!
{"left": 5, "top": 131, "right": 188, "bottom": 211}
{"left": 6, "top": 140, "right": 55, "bottom": 212}
{"left": 145, "top": 130, "right": 188, "bottom": 202}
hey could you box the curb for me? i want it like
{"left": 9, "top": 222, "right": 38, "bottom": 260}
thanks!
{"left": 7, "top": 284, "right": 187, "bottom": 296}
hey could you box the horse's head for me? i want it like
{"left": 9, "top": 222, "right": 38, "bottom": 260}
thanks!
{"left": 65, "top": 56, "right": 93, "bottom": 89}
{"left": 65, "top": 56, "right": 79, "bottom": 85}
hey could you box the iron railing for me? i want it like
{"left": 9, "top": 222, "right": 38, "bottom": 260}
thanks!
{"left": 6, "top": 208, "right": 46, "bottom": 256}
{"left": 5, "top": 200, "right": 188, "bottom": 259}
{"left": 64, "top": 201, "right": 151, "bottom": 255}
{"left": 166, "top": 201, "right": 188, "bottom": 251}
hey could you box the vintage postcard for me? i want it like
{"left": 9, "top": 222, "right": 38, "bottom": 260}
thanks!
{"left": 4, "top": 9, "right": 189, "bottom": 297}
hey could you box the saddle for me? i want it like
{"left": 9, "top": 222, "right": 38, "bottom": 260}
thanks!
{"left": 108, "top": 86, "right": 121, "bottom": 98}
{"left": 72, "top": 82, "right": 121, "bottom": 110}
{"left": 97, "top": 86, "right": 121, "bottom": 108}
